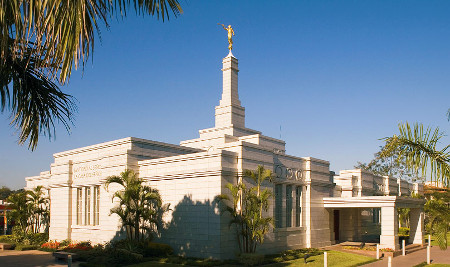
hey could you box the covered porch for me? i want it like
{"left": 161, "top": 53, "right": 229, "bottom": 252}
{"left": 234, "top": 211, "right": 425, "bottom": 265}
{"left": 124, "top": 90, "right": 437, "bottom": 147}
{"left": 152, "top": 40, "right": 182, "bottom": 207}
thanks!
{"left": 323, "top": 196, "right": 425, "bottom": 250}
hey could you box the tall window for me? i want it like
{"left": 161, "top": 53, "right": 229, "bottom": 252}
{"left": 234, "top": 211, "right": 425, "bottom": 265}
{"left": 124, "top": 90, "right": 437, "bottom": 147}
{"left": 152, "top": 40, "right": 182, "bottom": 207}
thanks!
{"left": 275, "top": 184, "right": 283, "bottom": 228}
{"left": 372, "top": 208, "right": 381, "bottom": 224}
{"left": 93, "top": 186, "right": 100, "bottom": 225}
{"left": 77, "top": 188, "right": 82, "bottom": 225}
{"left": 295, "top": 186, "right": 302, "bottom": 227}
{"left": 85, "top": 187, "right": 91, "bottom": 225}
{"left": 286, "top": 185, "right": 292, "bottom": 227}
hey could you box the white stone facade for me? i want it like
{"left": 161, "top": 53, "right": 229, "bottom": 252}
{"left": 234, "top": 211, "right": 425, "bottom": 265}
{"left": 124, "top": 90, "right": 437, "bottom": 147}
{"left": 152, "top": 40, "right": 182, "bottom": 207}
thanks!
{"left": 26, "top": 52, "right": 424, "bottom": 259}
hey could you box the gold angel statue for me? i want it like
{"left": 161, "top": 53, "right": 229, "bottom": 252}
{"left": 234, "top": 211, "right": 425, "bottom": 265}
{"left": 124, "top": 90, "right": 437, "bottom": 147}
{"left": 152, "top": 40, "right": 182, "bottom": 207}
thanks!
{"left": 218, "top": 24, "right": 235, "bottom": 50}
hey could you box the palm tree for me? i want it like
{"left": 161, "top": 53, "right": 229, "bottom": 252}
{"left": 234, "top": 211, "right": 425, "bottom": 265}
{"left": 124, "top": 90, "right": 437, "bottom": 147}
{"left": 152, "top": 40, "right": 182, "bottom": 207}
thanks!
{"left": 243, "top": 165, "right": 273, "bottom": 218}
{"left": 6, "top": 187, "right": 50, "bottom": 234}
{"left": 424, "top": 197, "right": 449, "bottom": 250}
{"left": 6, "top": 191, "right": 29, "bottom": 232}
{"left": 381, "top": 122, "right": 450, "bottom": 249}
{"left": 398, "top": 208, "right": 410, "bottom": 228}
{"left": 218, "top": 166, "right": 274, "bottom": 253}
{"left": 380, "top": 122, "right": 450, "bottom": 187}
{"left": 105, "top": 169, "right": 164, "bottom": 241}
{"left": 26, "top": 186, "right": 49, "bottom": 233}
{"left": 1, "top": 0, "right": 183, "bottom": 150}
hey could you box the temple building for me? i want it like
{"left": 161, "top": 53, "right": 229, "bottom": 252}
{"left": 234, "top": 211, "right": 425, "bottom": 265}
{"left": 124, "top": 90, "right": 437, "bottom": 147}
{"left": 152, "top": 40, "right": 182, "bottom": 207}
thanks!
{"left": 25, "top": 50, "right": 425, "bottom": 259}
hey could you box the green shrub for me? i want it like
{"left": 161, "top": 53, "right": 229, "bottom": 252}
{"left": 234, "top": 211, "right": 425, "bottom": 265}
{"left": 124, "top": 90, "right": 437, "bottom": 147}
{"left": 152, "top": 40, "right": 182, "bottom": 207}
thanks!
{"left": 15, "top": 244, "right": 39, "bottom": 251}
{"left": 143, "top": 242, "right": 174, "bottom": 257}
{"left": 77, "top": 246, "right": 144, "bottom": 266}
{"left": 238, "top": 253, "right": 264, "bottom": 266}
{"left": 9, "top": 226, "right": 48, "bottom": 246}
{"left": 113, "top": 248, "right": 144, "bottom": 264}
{"left": 60, "top": 239, "right": 71, "bottom": 246}
{"left": 0, "top": 235, "right": 13, "bottom": 243}
{"left": 76, "top": 247, "right": 108, "bottom": 262}
{"left": 27, "top": 233, "right": 48, "bottom": 245}
{"left": 11, "top": 226, "right": 26, "bottom": 243}
{"left": 399, "top": 227, "right": 410, "bottom": 236}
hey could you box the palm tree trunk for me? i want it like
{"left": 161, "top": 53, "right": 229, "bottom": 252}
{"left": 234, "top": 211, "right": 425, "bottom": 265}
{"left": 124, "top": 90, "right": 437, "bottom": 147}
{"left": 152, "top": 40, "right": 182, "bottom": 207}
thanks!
{"left": 135, "top": 218, "right": 140, "bottom": 241}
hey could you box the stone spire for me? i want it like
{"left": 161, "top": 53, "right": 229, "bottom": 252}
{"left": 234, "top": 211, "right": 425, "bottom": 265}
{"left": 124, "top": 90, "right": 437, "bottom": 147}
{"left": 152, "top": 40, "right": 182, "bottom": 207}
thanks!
{"left": 215, "top": 52, "right": 245, "bottom": 128}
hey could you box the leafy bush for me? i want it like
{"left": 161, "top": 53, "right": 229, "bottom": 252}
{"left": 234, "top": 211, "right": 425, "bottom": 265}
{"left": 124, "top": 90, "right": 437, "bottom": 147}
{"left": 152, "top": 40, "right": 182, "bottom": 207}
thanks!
{"left": 341, "top": 245, "right": 376, "bottom": 251}
{"left": 143, "top": 242, "right": 173, "bottom": 257}
{"left": 399, "top": 227, "right": 410, "bottom": 236}
{"left": 76, "top": 241, "right": 146, "bottom": 267}
{"left": 9, "top": 226, "right": 48, "bottom": 248}
{"left": 60, "top": 239, "right": 71, "bottom": 246}
{"left": 11, "top": 226, "right": 26, "bottom": 243}
{"left": 76, "top": 246, "right": 110, "bottom": 262}
{"left": 15, "top": 244, "right": 40, "bottom": 251}
{"left": 0, "top": 235, "right": 13, "bottom": 243}
{"left": 27, "top": 233, "right": 49, "bottom": 245}
{"left": 238, "top": 253, "right": 264, "bottom": 266}
{"left": 113, "top": 248, "right": 144, "bottom": 264}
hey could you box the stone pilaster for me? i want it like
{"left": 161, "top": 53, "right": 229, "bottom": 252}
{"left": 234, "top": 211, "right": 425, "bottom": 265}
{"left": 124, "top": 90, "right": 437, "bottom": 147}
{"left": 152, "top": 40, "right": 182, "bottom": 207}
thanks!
{"left": 49, "top": 160, "right": 73, "bottom": 241}
{"left": 305, "top": 182, "right": 312, "bottom": 248}
{"left": 380, "top": 206, "right": 399, "bottom": 250}
{"left": 215, "top": 53, "right": 245, "bottom": 128}
{"left": 409, "top": 208, "right": 424, "bottom": 245}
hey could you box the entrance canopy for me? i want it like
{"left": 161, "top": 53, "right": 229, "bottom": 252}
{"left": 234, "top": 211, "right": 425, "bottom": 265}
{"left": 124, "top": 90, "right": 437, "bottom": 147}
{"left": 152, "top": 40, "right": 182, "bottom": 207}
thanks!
{"left": 323, "top": 196, "right": 425, "bottom": 250}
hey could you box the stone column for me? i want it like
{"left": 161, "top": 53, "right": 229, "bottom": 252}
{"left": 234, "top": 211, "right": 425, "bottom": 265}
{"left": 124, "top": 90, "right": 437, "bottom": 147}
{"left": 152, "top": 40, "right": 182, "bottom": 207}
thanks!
{"left": 380, "top": 206, "right": 399, "bottom": 250}
{"left": 305, "top": 183, "right": 312, "bottom": 247}
{"left": 409, "top": 208, "right": 424, "bottom": 245}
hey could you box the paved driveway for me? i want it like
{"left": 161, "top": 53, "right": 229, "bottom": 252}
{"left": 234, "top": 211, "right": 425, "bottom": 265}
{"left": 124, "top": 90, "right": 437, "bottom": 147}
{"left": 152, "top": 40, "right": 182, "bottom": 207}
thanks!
{"left": 362, "top": 246, "right": 450, "bottom": 266}
{"left": 0, "top": 250, "right": 81, "bottom": 267}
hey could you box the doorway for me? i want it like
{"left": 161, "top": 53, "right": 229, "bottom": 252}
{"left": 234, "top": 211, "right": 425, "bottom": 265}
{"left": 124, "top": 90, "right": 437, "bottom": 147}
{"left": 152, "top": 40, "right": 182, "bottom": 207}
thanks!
{"left": 334, "top": 210, "right": 340, "bottom": 242}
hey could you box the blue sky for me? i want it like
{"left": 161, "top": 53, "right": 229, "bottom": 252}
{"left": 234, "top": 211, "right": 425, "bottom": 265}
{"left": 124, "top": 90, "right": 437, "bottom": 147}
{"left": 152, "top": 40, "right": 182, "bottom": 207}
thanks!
{"left": 1, "top": 0, "right": 450, "bottom": 189}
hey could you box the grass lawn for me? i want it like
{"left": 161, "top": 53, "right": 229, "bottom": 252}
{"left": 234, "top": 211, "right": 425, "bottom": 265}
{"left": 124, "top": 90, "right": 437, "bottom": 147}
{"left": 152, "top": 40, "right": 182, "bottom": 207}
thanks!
{"left": 264, "top": 251, "right": 377, "bottom": 267}
{"left": 129, "top": 251, "right": 377, "bottom": 267}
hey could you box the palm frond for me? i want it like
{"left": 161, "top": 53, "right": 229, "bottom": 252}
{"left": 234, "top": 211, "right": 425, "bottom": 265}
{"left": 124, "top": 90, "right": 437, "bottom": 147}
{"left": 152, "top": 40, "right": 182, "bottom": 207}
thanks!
{"left": 1, "top": 41, "right": 76, "bottom": 150}
{"left": 1, "top": 0, "right": 183, "bottom": 150}
{"left": 381, "top": 122, "right": 450, "bottom": 187}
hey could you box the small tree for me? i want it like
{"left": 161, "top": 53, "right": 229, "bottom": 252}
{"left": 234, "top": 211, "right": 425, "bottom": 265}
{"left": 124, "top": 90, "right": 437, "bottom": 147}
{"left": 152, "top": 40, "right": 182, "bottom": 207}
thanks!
{"left": 398, "top": 208, "right": 410, "bottom": 228}
{"left": 6, "top": 191, "right": 29, "bottom": 232}
{"left": 106, "top": 170, "right": 167, "bottom": 241}
{"left": 218, "top": 165, "right": 274, "bottom": 253}
{"left": 6, "top": 186, "right": 49, "bottom": 234}
{"left": 27, "top": 186, "right": 50, "bottom": 233}
{"left": 424, "top": 192, "right": 449, "bottom": 250}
